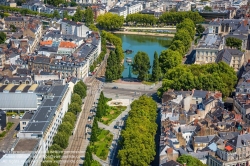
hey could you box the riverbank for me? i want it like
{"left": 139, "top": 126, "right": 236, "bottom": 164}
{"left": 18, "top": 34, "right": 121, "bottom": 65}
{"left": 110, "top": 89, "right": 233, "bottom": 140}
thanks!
{"left": 112, "top": 31, "right": 175, "bottom": 37}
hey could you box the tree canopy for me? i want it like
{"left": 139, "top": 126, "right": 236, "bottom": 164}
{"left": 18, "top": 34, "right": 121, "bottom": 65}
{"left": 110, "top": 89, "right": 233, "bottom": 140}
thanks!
{"left": 105, "top": 50, "right": 123, "bottom": 81}
{"left": 158, "top": 62, "right": 237, "bottom": 97}
{"left": 72, "top": 7, "right": 83, "bottom": 22}
{"left": 53, "top": 131, "right": 69, "bottom": 149}
{"left": 84, "top": 7, "right": 94, "bottom": 26}
{"left": 204, "top": 6, "right": 212, "bottom": 11}
{"left": 71, "top": 93, "right": 82, "bottom": 106}
{"left": 52, "top": 10, "right": 60, "bottom": 19}
{"left": 68, "top": 102, "right": 81, "bottom": 115}
{"left": 132, "top": 51, "right": 151, "bottom": 81}
{"left": 151, "top": 51, "right": 161, "bottom": 82}
{"left": 126, "top": 13, "right": 157, "bottom": 26}
{"left": 118, "top": 95, "right": 157, "bottom": 166}
{"left": 177, "top": 155, "right": 207, "bottom": 166}
{"left": 226, "top": 37, "right": 242, "bottom": 50}
{"left": 159, "top": 11, "right": 204, "bottom": 25}
{"left": 159, "top": 49, "right": 182, "bottom": 73}
{"left": 46, "top": 0, "right": 63, "bottom": 7}
{"left": 97, "top": 13, "right": 124, "bottom": 30}
{"left": 0, "top": 32, "right": 6, "bottom": 44}
{"left": 73, "top": 81, "right": 87, "bottom": 99}
{"left": 196, "top": 24, "right": 205, "bottom": 35}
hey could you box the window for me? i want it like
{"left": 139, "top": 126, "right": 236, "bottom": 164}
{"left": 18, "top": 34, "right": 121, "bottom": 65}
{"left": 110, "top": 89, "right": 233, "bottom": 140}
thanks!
{"left": 22, "top": 122, "right": 26, "bottom": 125}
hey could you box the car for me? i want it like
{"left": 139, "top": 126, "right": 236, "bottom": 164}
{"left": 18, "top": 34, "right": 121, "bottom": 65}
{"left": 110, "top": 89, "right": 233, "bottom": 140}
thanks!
{"left": 12, "top": 115, "right": 15, "bottom": 119}
{"left": 112, "top": 86, "right": 118, "bottom": 89}
{"left": 88, "top": 116, "right": 92, "bottom": 122}
{"left": 19, "top": 115, "right": 23, "bottom": 119}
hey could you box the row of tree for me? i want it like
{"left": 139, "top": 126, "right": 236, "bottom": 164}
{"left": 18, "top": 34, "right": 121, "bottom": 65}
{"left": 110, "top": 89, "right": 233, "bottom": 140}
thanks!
{"left": 45, "top": 0, "right": 77, "bottom": 7}
{"left": 96, "top": 11, "right": 204, "bottom": 30}
{"left": 159, "top": 18, "right": 195, "bottom": 73}
{"left": 157, "top": 17, "right": 237, "bottom": 97}
{"left": 118, "top": 95, "right": 157, "bottom": 166}
{"left": 126, "top": 11, "right": 204, "bottom": 27}
{"left": 96, "top": 13, "right": 124, "bottom": 30}
{"left": 103, "top": 31, "right": 124, "bottom": 81}
{"left": 84, "top": 92, "right": 107, "bottom": 165}
{"left": 42, "top": 81, "right": 87, "bottom": 166}
{"left": 0, "top": 5, "right": 54, "bottom": 18}
{"left": 125, "top": 13, "right": 157, "bottom": 26}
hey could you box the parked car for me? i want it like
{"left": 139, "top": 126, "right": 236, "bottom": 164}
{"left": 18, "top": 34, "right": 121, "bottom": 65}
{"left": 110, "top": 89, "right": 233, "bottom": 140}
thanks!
{"left": 112, "top": 86, "right": 118, "bottom": 89}
{"left": 88, "top": 116, "right": 92, "bottom": 122}
{"left": 12, "top": 115, "right": 15, "bottom": 119}
{"left": 19, "top": 115, "right": 23, "bottom": 119}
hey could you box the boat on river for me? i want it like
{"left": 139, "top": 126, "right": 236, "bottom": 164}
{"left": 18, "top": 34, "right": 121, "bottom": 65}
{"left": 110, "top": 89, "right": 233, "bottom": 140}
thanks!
{"left": 124, "top": 49, "right": 133, "bottom": 54}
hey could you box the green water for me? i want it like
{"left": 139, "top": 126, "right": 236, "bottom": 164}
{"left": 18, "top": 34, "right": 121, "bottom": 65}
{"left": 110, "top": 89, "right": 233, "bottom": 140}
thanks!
{"left": 115, "top": 34, "right": 172, "bottom": 78}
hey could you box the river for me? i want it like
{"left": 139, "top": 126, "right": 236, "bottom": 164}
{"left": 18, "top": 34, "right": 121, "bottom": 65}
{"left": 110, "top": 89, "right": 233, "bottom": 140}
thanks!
{"left": 115, "top": 34, "right": 172, "bottom": 79}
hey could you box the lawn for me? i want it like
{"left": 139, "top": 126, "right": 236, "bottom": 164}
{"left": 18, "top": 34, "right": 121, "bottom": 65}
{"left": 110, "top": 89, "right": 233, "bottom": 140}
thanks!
{"left": 92, "top": 129, "right": 113, "bottom": 160}
{"left": 100, "top": 106, "right": 127, "bottom": 125}
{"left": 142, "top": 81, "right": 156, "bottom": 85}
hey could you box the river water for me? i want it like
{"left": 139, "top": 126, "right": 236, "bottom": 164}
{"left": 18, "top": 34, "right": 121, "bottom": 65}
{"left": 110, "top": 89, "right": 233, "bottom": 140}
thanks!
{"left": 115, "top": 34, "right": 172, "bottom": 79}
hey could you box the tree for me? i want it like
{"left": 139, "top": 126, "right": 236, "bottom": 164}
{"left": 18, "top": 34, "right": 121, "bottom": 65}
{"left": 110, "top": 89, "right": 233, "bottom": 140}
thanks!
{"left": 105, "top": 50, "right": 123, "bottom": 81}
{"left": 89, "top": 24, "right": 98, "bottom": 31}
{"left": 58, "top": 122, "right": 73, "bottom": 136}
{"left": 226, "top": 37, "right": 242, "bottom": 50}
{"left": 159, "top": 49, "right": 182, "bottom": 73}
{"left": 46, "top": 0, "right": 63, "bottom": 6}
{"left": 53, "top": 10, "right": 60, "bottom": 19}
{"left": 73, "top": 82, "right": 87, "bottom": 99}
{"left": 84, "top": 145, "right": 93, "bottom": 166}
{"left": 63, "top": 11, "right": 71, "bottom": 20}
{"left": 97, "top": 13, "right": 124, "bottom": 30}
{"left": 84, "top": 7, "right": 94, "bottom": 26}
{"left": 151, "top": 52, "right": 161, "bottom": 82}
{"left": 173, "top": 29, "right": 192, "bottom": 52}
{"left": 132, "top": 51, "right": 151, "bottom": 81}
{"left": 169, "top": 40, "right": 186, "bottom": 56}
{"left": 196, "top": 24, "right": 205, "bottom": 35}
{"left": 204, "top": 6, "right": 212, "bottom": 11}
{"left": 176, "top": 18, "right": 195, "bottom": 39}
{"left": 70, "top": 0, "right": 77, "bottom": 7}
{"left": 72, "top": 6, "right": 83, "bottom": 22}
{"left": 177, "top": 155, "right": 207, "bottom": 166}
{"left": 10, "top": 25, "right": 17, "bottom": 32}
{"left": 47, "top": 144, "right": 63, "bottom": 160}
{"left": 41, "top": 157, "right": 58, "bottom": 166}
{"left": 71, "top": 93, "right": 82, "bottom": 106}
{"left": 68, "top": 103, "right": 81, "bottom": 115}
{"left": 63, "top": 112, "right": 76, "bottom": 125}
{"left": 90, "top": 118, "right": 98, "bottom": 142}
{"left": 0, "top": 32, "right": 6, "bottom": 44}
{"left": 53, "top": 132, "right": 69, "bottom": 149}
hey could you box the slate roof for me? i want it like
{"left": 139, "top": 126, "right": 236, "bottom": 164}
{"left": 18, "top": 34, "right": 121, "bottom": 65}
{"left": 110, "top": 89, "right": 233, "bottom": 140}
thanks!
{"left": 24, "top": 85, "right": 68, "bottom": 132}
{"left": 218, "top": 131, "right": 240, "bottom": 140}
{"left": 33, "top": 56, "right": 50, "bottom": 64}
{"left": 193, "top": 90, "right": 208, "bottom": 98}
{"left": 194, "top": 135, "right": 216, "bottom": 143}
{"left": 109, "top": 6, "right": 127, "bottom": 13}
{"left": 226, "top": 134, "right": 250, "bottom": 149}
{"left": 162, "top": 160, "right": 183, "bottom": 166}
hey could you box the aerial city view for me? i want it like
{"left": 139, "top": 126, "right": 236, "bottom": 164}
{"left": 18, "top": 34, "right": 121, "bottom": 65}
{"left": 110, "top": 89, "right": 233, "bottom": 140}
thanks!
{"left": 0, "top": 0, "right": 249, "bottom": 166}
